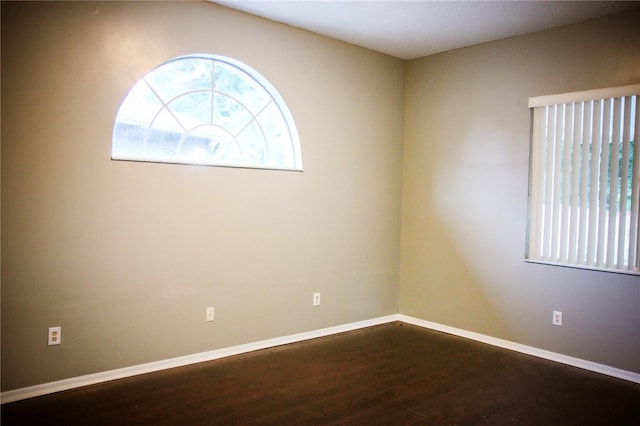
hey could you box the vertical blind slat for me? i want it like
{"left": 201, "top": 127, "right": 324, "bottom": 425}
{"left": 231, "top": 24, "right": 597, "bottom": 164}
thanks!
{"left": 596, "top": 99, "right": 611, "bottom": 267}
{"left": 617, "top": 97, "right": 631, "bottom": 269}
{"left": 587, "top": 100, "right": 602, "bottom": 266}
{"left": 529, "top": 108, "right": 546, "bottom": 258}
{"left": 543, "top": 106, "right": 556, "bottom": 260}
{"left": 569, "top": 102, "right": 582, "bottom": 263}
{"left": 560, "top": 103, "right": 573, "bottom": 261}
{"left": 577, "top": 101, "right": 591, "bottom": 265}
{"left": 629, "top": 96, "right": 640, "bottom": 270}
{"left": 607, "top": 98, "right": 622, "bottom": 267}
{"left": 551, "top": 105, "right": 564, "bottom": 260}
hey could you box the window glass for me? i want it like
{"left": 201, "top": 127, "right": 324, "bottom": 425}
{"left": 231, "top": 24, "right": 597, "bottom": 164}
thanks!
{"left": 112, "top": 54, "right": 302, "bottom": 171}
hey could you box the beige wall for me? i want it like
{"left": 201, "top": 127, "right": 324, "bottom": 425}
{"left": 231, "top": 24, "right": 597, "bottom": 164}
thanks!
{"left": 401, "top": 9, "right": 640, "bottom": 373}
{"left": 1, "top": 1, "right": 404, "bottom": 391}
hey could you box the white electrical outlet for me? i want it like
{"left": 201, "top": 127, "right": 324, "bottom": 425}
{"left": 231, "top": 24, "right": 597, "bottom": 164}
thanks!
{"left": 552, "top": 310, "right": 562, "bottom": 326}
{"left": 313, "top": 292, "right": 321, "bottom": 306}
{"left": 48, "top": 326, "right": 61, "bottom": 345}
{"left": 206, "top": 307, "right": 215, "bottom": 322}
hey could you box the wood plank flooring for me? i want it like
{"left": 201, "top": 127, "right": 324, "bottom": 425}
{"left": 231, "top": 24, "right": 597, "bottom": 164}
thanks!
{"left": 2, "top": 322, "right": 639, "bottom": 425}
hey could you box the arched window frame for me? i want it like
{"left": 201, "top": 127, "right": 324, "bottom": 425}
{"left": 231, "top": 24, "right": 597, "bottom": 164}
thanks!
{"left": 112, "top": 54, "right": 303, "bottom": 171}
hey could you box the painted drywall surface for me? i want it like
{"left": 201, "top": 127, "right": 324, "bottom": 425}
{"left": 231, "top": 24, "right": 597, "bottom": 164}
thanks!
{"left": 400, "top": 9, "right": 640, "bottom": 373}
{"left": 0, "top": 1, "right": 404, "bottom": 391}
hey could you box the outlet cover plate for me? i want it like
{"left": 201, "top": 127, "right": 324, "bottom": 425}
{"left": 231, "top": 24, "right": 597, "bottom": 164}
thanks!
{"left": 552, "top": 310, "right": 562, "bottom": 326}
{"left": 48, "top": 326, "right": 61, "bottom": 345}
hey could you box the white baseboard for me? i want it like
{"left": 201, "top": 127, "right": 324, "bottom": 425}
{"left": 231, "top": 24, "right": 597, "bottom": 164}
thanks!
{"left": 0, "top": 315, "right": 398, "bottom": 404}
{"left": 398, "top": 314, "right": 640, "bottom": 384}
{"left": 3, "top": 313, "right": 638, "bottom": 404}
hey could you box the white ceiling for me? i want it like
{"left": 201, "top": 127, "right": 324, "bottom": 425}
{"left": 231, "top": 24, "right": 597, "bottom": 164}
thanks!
{"left": 212, "top": 1, "right": 639, "bottom": 59}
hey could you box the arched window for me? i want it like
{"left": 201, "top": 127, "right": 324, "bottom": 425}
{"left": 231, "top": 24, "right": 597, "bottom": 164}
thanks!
{"left": 112, "top": 54, "right": 302, "bottom": 171}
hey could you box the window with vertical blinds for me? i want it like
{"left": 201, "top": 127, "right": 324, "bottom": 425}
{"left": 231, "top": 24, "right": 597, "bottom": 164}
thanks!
{"left": 527, "top": 84, "right": 640, "bottom": 275}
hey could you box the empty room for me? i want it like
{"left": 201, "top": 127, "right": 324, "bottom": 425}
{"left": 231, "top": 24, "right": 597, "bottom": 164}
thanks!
{"left": 2, "top": 1, "right": 639, "bottom": 424}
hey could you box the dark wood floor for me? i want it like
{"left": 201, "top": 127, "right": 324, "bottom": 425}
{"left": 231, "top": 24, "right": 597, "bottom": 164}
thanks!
{"left": 2, "top": 322, "right": 639, "bottom": 425}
